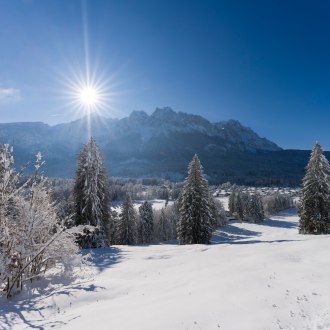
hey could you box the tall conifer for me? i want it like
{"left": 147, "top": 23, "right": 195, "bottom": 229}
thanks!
{"left": 73, "top": 137, "right": 111, "bottom": 245}
{"left": 138, "top": 201, "right": 154, "bottom": 244}
{"left": 299, "top": 142, "right": 330, "bottom": 234}
{"left": 177, "top": 154, "right": 214, "bottom": 244}
{"left": 116, "top": 194, "right": 137, "bottom": 245}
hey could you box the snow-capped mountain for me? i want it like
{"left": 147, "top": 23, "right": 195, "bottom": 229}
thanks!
{"left": 82, "top": 107, "right": 281, "bottom": 152}
{"left": 0, "top": 107, "right": 311, "bottom": 185}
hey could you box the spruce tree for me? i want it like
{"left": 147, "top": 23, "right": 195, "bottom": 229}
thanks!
{"left": 228, "top": 190, "right": 236, "bottom": 215}
{"left": 299, "top": 142, "right": 330, "bottom": 234}
{"left": 158, "top": 208, "right": 168, "bottom": 241}
{"left": 73, "top": 137, "right": 111, "bottom": 245}
{"left": 177, "top": 154, "right": 214, "bottom": 244}
{"left": 235, "top": 190, "right": 245, "bottom": 220}
{"left": 138, "top": 201, "right": 154, "bottom": 244}
{"left": 245, "top": 193, "right": 264, "bottom": 223}
{"left": 116, "top": 194, "right": 137, "bottom": 245}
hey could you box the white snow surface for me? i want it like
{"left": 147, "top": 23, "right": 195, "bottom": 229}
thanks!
{"left": 2, "top": 209, "right": 330, "bottom": 330}
{"left": 112, "top": 199, "right": 174, "bottom": 213}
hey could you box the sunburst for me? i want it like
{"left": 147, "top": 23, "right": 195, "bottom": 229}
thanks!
{"left": 78, "top": 86, "right": 100, "bottom": 107}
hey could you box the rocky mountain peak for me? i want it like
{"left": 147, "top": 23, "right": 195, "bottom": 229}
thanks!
{"left": 129, "top": 110, "right": 149, "bottom": 122}
{"left": 151, "top": 107, "right": 177, "bottom": 120}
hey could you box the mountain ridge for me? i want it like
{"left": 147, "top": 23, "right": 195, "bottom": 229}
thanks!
{"left": 0, "top": 107, "right": 311, "bottom": 185}
{"left": 46, "top": 107, "right": 281, "bottom": 152}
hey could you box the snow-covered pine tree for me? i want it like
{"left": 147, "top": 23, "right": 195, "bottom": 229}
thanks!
{"left": 116, "top": 194, "right": 137, "bottom": 245}
{"left": 73, "top": 137, "right": 111, "bottom": 247}
{"left": 177, "top": 154, "right": 214, "bottom": 244}
{"left": 299, "top": 142, "right": 330, "bottom": 234}
{"left": 234, "top": 190, "right": 245, "bottom": 220}
{"left": 254, "top": 193, "right": 265, "bottom": 222}
{"left": 138, "top": 201, "right": 154, "bottom": 244}
{"left": 165, "top": 202, "right": 179, "bottom": 240}
{"left": 158, "top": 208, "right": 169, "bottom": 241}
{"left": 108, "top": 209, "right": 119, "bottom": 245}
{"left": 245, "top": 192, "right": 264, "bottom": 223}
{"left": 228, "top": 189, "right": 236, "bottom": 215}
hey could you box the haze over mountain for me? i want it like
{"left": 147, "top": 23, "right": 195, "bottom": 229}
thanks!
{"left": 0, "top": 107, "right": 314, "bottom": 185}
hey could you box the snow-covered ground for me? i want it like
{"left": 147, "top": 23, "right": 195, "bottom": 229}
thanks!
{"left": 2, "top": 209, "right": 330, "bottom": 330}
{"left": 112, "top": 199, "right": 174, "bottom": 213}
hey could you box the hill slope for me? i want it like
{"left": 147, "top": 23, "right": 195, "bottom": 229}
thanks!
{"left": 2, "top": 208, "right": 330, "bottom": 329}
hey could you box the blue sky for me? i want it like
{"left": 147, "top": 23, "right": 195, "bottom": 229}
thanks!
{"left": 0, "top": 0, "right": 330, "bottom": 150}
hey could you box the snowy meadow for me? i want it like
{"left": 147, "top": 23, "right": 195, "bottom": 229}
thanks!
{"left": 2, "top": 1, "right": 330, "bottom": 328}
{"left": 1, "top": 141, "right": 330, "bottom": 330}
{"left": 2, "top": 206, "right": 330, "bottom": 330}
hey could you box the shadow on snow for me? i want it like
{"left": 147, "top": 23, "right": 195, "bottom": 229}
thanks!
{"left": 261, "top": 208, "right": 298, "bottom": 229}
{"left": 0, "top": 278, "right": 103, "bottom": 330}
{"left": 211, "top": 223, "right": 262, "bottom": 244}
{"left": 83, "top": 246, "right": 123, "bottom": 273}
{"left": 0, "top": 247, "right": 123, "bottom": 330}
{"left": 211, "top": 208, "right": 299, "bottom": 245}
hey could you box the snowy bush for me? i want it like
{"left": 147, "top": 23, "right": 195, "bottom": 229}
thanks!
{"left": 0, "top": 145, "right": 80, "bottom": 298}
{"left": 210, "top": 197, "right": 227, "bottom": 228}
{"left": 72, "top": 225, "right": 107, "bottom": 248}
{"left": 263, "top": 193, "right": 293, "bottom": 217}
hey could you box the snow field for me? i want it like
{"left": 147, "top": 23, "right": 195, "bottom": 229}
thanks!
{"left": 112, "top": 199, "right": 174, "bottom": 214}
{"left": 2, "top": 208, "right": 330, "bottom": 329}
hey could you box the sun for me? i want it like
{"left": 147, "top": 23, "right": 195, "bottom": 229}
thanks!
{"left": 60, "top": 64, "right": 118, "bottom": 121}
{"left": 79, "top": 87, "right": 99, "bottom": 107}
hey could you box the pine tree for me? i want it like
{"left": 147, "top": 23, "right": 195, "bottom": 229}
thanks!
{"left": 254, "top": 193, "right": 265, "bottom": 222}
{"left": 73, "top": 137, "right": 111, "bottom": 246}
{"left": 138, "top": 201, "right": 154, "bottom": 244}
{"left": 299, "top": 142, "right": 330, "bottom": 234}
{"left": 235, "top": 190, "right": 245, "bottom": 220}
{"left": 245, "top": 193, "right": 264, "bottom": 223}
{"left": 116, "top": 194, "right": 137, "bottom": 245}
{"left": 108, "top": 209, "right": 119, "bottom": 245}
{"left": 158, "top": 208, "right": 168, "bottom": 241}
{"left": 228, "top": 190, "right": 236, "bottom": 215}
{"left": 177, "top": 154, "right": 214, "bottom": 244}
{"left": 166, "top": 202, "right": 179, "bottom": 239}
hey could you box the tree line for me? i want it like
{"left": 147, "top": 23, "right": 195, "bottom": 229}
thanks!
{"left": 72, "top": 140, "right": 226, "bottom": 247}
{"left": 1, "top": 137, "right": 326, "bottom": 297}
{"left": 228, "top": 190, "right": 294, "bottom": 222}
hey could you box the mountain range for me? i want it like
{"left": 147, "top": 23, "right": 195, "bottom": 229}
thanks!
{"left": 0, "top": 107, "right": 315, "bottom": 186}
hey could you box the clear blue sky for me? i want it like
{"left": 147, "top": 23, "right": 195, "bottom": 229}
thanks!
{"left": 0, "top": 0, "right": 329, "bottom": 150}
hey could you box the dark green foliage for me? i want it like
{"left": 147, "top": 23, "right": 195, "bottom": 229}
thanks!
{"left": 299, "top": 143, "right": 330, "bottom": 234}
{"left": 158, "top": 208, "right": 169, "bottom": 241}
{"left": 229, "top": 190, "right": 264, "bottom": 223}
{"left": 228, "top": 189, "right": 236, "bottom": 215}
{"left": 73, "top": 137, "right": 111, "bottom": 246}
{"left": 116, "top": 194, "right": 137, "bottom": 245}
{"left": 245, "top": 193, "right": 264, "bottom": 223}
{"left": 177, "top": 154, "right": 214, "bottom": 244}
{"left": 138, "top": 201, "right": 154, "bottom": 244}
